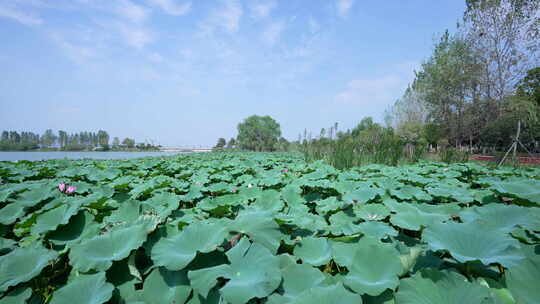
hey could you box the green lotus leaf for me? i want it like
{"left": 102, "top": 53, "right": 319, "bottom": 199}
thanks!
{"left": 31, "top": 201, "right": 83, "bottom": 234}
{"left": 343, "top": 188, "right": 382, "bottom": 204}
{"left": 423, "top": 221, "right": 525, "bottom": 267}
{"left": 293, "top": 237, "right": 332, "bottom": 266}
{"left": 0, "top": 245, "right": 58, "bottom": 292}
{"left": 333, "top": 237, "right": 402, "bottom": 296}
{"left": 281, "top": 185, "right": 305, "bottom": 206}
{"left": 14, "top": 187, "right": 54, "bottom": 207}
{"left": 219, "top": 237, "right": 282, "bottom": 304}
{"left": 0, "top": 203, "right": 25, "bottom": 225}
{"left": 395, "top": 269, "right": 493, "bottom": 304}
{"left": 491, "top": 180, "right": 540, "bottom": 204}
{"left": 50, "top": 272, "right": 114, "bottom": 304}
{"left": 47, "top": 211, "right": 100, "bottom": 247}
{"left": 253, "top": 189, "right": 284, "bottom": 213}
{"left": 387, "top": 201, "right": 451, "bottom": 231}
{"left": 356, "top": 221, "right": 398, "bottom": 240}
{"left": 506, "top": 245, "right": 540, "bottom": 304}
{"left": 188, "top": 264, "right": 229, "bottom": 299}
{"left": 0, "top": 286, "right": 32, "bottom": 304}
{"left": 187, "top": 289, "right": 224, "bottom": 304}
{"left": 106, "top": 199, "right": 141, "bottom": 224}
{"left": 140, "top": 268, "right": 191, "bottom": 304}
{"left": 281, "top": 263, "right": 326, "bottom": 296}
{"left": 354, "top": 203, "right": 390, "bottom": 221}
{"left": 460, "top": 204, "right": 540, "bottom": 232}
{"left": 390, "top": 185, "right": 431, "bottom": 201}
{"left": 229, "top": 210, "right": 282, "bottom": 253}
{"left": 151, "top": 221, "right": 228, "bottom": 270}
{"left": 290, "top": 283, "right": 363, "bottom": 304}
{"left": 0, "top": 237, "right": 16, "bottom": 253}
{"left": 329, "top": 211, "right": 362, "bottom": 235}
{"left": 314, "top": 197, "right": 345, "bottom": 214}
{"left": 425, "top": 184, "right": 474, "bottom": 203}
{"left": 69, "top": 217, "right": 158, "bottom": 272}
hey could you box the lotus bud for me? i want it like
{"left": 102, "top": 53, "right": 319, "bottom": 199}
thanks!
{"left": 58, "top": 183, "right": 66, "bottom": 192}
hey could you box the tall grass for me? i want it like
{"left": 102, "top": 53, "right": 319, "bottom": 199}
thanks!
{"left": 300, "top": 128, "right": 417, "bottom": 169}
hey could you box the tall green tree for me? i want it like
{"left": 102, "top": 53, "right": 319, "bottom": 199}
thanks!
{"left": 214, "top": 138, "right": 226, "bottom": 149}
{"left": 41, "top": 129, "right": 57, "bottom": 148}
{"left": 237, "top": 115, "right": 282, "bottom": 151}
{"left": 97, "top": 130, "right": 109, "bottom": 146}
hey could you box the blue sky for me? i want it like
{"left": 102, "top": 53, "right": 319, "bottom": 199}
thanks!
{"left": 0, "top": 0, "right": 465, "bottom": 146}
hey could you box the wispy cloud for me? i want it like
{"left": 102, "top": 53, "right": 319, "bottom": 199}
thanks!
{"left": 336, "top": 0, "right": 354, "bottom": 18}
{"left": 118, "top": 25, "right": 153, "bottom": 49}
{"left": 0, "top": 3, "right": 42, "bottom": 26}
{"left": 249, "top": 0, "right": 276, "bottom": 19}
{"left": 146, "top": 0, "right": 191, "bottom": 16}
{"left": 200, "top": 0, "right": 243, "bottom": 34}
{"left": 334, "top": 62, "right": 419, "bottom": 115}
{"left": 115, "top": 0, "right": 150, "bottom": 23}
{"left": 261, "top": 20, "right": 285, "bottom": 46}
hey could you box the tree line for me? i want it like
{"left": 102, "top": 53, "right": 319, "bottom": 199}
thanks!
{"left": 386, "top": 0, "right": 540, "bottom": 155}
{"left": 0, "top": 129, "right": 156, "bottom": 151}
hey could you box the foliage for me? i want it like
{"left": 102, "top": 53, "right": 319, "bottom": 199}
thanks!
{"left": 439, "top": 147, "right": 471, "bottom": 164}
{"left": 0, "top": 152, "right": 538, "bottom": 303}
{"left": 236, "top": 115, "right": 282, "bottom": 152}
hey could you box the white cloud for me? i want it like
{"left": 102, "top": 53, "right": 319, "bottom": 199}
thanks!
{"left": 261, "top": 21, "right": 285, "bottom": 46}
{"left": 335, "top": 62, "right": 418, "bottom": 113}
{"left": 249, "top": 0, "right": 276, "bottom": 19}
{"left": 0, "top": 4, "right": 42, "bottom": 25}
{"left": 336, "top": 76, "right": 402, "bottom": 105}
{"left": 336, "top": 0, "right": 354, "bottom": 18}
{"left": 200, "top": 0, "right": 243, "bottom": 34}
{"left": 146, "top": 0, "right": 191, "bottom": 16}
{"left": 49, "top": 30, "right": 99, "bottom": 64}
{"left": 116, "top": 23, "right": 154, "bottom": 48}
{"left": 115, "top": 0, "right": 149, "bottom": 23}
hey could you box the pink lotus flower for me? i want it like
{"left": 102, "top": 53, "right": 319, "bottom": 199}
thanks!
{"left": 58, "top": 183, "right": 66, "bottom": 192}
{"left": 282, "top": 169, "right": 289, "bottom": 173}
{"left": 232, "top": 189, "right": 237, "bottom": 193}
{"left": 65, "top": 186, "right": 77, "bottom": 195}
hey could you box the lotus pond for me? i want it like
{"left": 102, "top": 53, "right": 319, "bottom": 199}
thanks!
{"left": 0, "top": 152, "right": 539, "bottom": 304}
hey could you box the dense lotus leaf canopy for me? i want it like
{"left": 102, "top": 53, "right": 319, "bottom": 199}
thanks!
{"left": 228, "top": 210, "right": 282, "bottom": 253}
{"left": 293, "top": 237, "right": 332, "bottom": 266}
{"left": 423, "top": 221, "right": 525, "bottom": 267}
{"left": 49, "top": 272, "right": 114, "bottom": 304}
{"left": 151, "top": 221, "right": 228, "bottom": 270}
{"left": 0, "top": 153, "right": 539, "bottom": 303}
{"left": 332, "top": 237, "right": 403, "bottom": 296}
{"left": 459, "top": 204, "right": 540, "bottom": 232}
{"left": 0, "top": 245, "right": 58, "bottom": 292}
{"left": 70, "top": 217, "right": 158, "bottom": 272}
{"left": 220, "top": 237, "right": 282, "bottom": 303}
{"left": 289, "top": 283, "right": 363, "bottom": 304}
{"left": 506, "top": 245, "right": 540, "bottom": 304}
{"left": 490, "top": 180, "right": 540, "bottom": 204}
{"left": 140, "top": 268, "right": 192, "bottom": 304}
{"left": 395, "top": 269, "right": 493, "bottom": 304}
